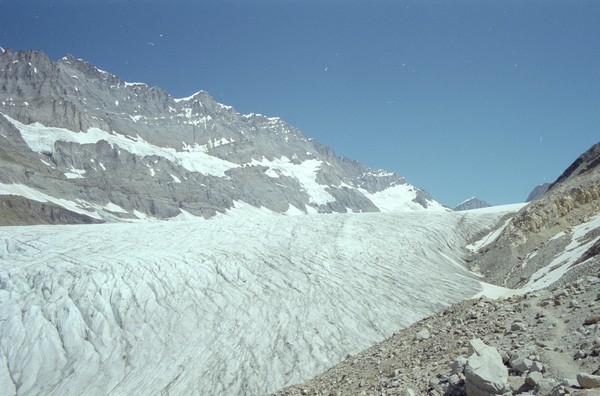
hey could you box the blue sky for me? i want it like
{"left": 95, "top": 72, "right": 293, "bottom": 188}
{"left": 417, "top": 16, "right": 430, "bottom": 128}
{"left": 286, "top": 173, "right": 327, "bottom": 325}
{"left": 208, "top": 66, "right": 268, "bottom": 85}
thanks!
{"left": 2, "top": 0, "right": 599, "bottom": 206}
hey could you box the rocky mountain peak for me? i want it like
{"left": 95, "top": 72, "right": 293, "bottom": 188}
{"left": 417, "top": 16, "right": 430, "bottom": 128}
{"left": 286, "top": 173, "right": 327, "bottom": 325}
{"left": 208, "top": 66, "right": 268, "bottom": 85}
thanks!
{"left": 453, "top": 196, "right": 491, "bottom": 211}
{"left": 0, "top": 49, "right": 447, "bottom": 224}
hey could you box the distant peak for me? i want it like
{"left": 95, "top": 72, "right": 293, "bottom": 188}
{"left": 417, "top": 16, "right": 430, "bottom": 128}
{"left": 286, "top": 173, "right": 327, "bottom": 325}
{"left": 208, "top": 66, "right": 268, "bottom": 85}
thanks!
{"left": 173, "top": 90, "right": 209, "bottom": 103}
{"left": 453, "top": 197, "right": 491, "bottom": 211}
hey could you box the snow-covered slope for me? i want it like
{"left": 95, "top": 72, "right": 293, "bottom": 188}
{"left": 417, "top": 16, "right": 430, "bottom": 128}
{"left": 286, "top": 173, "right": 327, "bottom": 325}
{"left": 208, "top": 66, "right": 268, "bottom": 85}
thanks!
{"left": 0, "top": 209, "right": 513, "bottom": 395}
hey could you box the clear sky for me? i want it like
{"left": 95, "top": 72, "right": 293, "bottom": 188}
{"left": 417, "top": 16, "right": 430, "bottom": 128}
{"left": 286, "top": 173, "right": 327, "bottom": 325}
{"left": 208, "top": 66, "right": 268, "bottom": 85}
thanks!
{"left": 1, "top": 0, "right": 599, "bottom": 207}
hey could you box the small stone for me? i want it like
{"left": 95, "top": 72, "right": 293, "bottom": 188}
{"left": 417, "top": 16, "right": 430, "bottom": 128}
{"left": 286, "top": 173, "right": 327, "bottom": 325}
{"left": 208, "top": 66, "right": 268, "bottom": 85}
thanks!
{"left": 574, "top": 350, "right": 587, "bottom": 359}
{"left": 414, "top": 328, "right": 430, "bottom": 341}
{"left": 530, "top": 361, "right": 544, "bottom": 373}
{"left": 451, "top": 356, "right": 468, "bottom": 375}
{"left": 402, "top": 388, "right": 417, "bottom": 396}
{"left": 448, "top": 374, "right": 462, "bottom": 386}
{"left": 509, "top": 356, "right": 533, "bottom": 374}
{"left": 569, "top": 299, "right": 580, "bottom": 308}
{"left": 511, "top": 322, "right": 527, "bottom": 331}
{"left": 549, "top": 385, "right": 569, "bottom": 396}
{"left": 536, "top": 378, "right": 559, "bottom": 394}
{"left": 553, "top": 289, "right": 569, "bottom": 299}
{"left": 507, "top": 375, "right": 526, "bottom": 392}
{"left": 583, "top": 315, "right": 600, "bottom": 326}
{"left": 577, "top": 372, "right": 600, "bottom": 389}
{"left": 525, "top": 371, "right": 544, "bottom": 387}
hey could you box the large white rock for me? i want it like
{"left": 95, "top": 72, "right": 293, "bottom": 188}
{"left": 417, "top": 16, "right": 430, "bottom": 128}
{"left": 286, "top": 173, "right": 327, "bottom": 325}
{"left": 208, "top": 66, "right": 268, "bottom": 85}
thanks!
{"left": 464, "top": 338, "right": 508, "bottom": 396}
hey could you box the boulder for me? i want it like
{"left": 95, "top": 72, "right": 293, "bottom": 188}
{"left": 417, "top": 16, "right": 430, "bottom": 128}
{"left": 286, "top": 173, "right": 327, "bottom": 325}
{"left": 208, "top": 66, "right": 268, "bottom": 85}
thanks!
{"left": 577, "top": 373, "right": 600, "bottom": 389}
{"left": 525, "top": 371, "right": 544, "bottom": 387}
{"left": 510, "top": 356, "right": 533, "bottom": 374}
{"left": 464, "top": 339, "right": 508, "bottom": 395}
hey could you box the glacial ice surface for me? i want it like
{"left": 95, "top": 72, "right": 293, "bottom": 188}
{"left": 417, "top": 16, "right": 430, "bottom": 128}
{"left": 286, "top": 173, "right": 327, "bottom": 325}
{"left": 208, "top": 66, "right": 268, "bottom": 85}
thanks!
{"left": 0, "top": 210, "right": 509, "bottom": 395}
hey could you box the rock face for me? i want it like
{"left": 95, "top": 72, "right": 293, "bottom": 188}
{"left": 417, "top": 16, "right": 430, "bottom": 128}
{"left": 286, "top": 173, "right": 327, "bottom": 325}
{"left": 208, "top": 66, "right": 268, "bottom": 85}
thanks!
{"left": 0, "top": 49, "right": 446, "bottom": 224}
{"left": 467, "top": 141, "right": 600, "bottom": 288}
{"left": 464, "top": 339, "right": 508, "bottom": 395}
{"left": 453, "top": 197, "right": 491, "bottom": 211}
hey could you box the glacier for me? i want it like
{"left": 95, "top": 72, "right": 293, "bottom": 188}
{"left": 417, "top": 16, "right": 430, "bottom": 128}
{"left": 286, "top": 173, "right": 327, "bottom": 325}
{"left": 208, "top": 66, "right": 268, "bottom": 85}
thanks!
{"left": 0, "top": 208, "right": 515, "bottom": 395}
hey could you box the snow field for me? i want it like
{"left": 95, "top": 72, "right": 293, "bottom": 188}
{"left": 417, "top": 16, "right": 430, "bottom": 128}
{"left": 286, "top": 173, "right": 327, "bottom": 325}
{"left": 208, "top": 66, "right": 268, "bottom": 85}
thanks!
{"left": 0, "top": 210, "right": 507, "bottom": 395}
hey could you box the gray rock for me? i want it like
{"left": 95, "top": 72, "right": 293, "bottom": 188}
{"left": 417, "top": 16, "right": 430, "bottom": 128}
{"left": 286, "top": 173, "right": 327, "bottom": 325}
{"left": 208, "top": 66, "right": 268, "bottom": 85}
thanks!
{"left": 448, "top": 374, "right": 462, "bottom": 386}
{"left": 464, "top": 339, "right": 508, "bottom": 395}
{"left": 530, "top": 361, "right": 544, "bottom": 373}
{"left": 510, "top": 321, "right": 527, "bottom": 331}
{"left": 414, "top": 328, "right": 430, "bottom": 341}
{"left": 536, "top": 379, "right": 559, "bottom": 394}
{"left": 451, "top": 356, "right": 468, "bottom": 375}
{"left": 525, "top": 371, "right": 544, "bottom": 387}
{"left": 569, "top": 299, "right": 580, "bottom": 308}
{"left": 577, "top": 373, "right": 600, "bottom": 389}
{"left": 509, "top": 356, "right": 533, "bottom": 374}
{"left": 584, "top": 315, "right": 600, "bottom": 325}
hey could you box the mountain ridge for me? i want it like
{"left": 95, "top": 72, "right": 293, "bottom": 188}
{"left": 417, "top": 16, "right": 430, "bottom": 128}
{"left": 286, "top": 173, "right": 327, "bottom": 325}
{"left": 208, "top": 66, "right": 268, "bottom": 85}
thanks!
{"left": 0, "top": 48, "right": 445, "bottom": 224}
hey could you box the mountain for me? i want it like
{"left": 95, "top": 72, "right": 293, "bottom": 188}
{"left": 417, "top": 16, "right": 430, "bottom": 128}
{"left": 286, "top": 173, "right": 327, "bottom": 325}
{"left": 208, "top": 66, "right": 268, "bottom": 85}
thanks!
{"left": 0, "top": 49, "right": 445, "bottom": 225}
{"left": 453, "top": 196, "right": 491, "bottom": 211}
{"left": 525, "top": 182, "right": 551, "bottom": 202}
